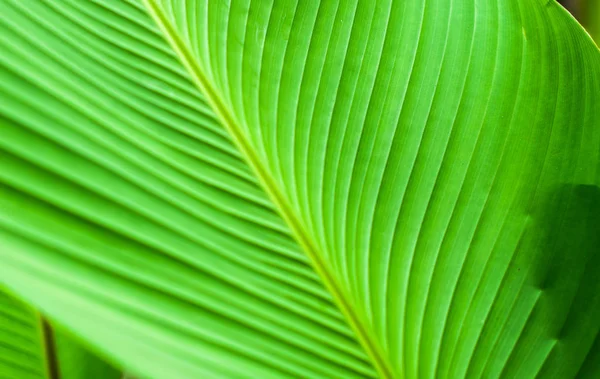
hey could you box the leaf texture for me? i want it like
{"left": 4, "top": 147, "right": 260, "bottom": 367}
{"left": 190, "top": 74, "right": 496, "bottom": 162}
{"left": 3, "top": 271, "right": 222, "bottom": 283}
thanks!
{"left": 0, "top": 1, "right": 374, "bottom": 377}
{"left": 0, "top": 289, "right": 48, "bottom": 378}
{"left": 0, "top": 288, "right": 119, "bottom": 379}
{"left": 53, "top": 326, "right": 122, "bottom": 379}
{"left": 0, "top": 0, "right": 599, "bottom": 378}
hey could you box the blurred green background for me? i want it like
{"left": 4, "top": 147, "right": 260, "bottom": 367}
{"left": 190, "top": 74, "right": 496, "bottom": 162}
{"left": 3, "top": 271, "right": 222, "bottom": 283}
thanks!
{"left": 560, "top": 0, "right": 600, "bottom": 44}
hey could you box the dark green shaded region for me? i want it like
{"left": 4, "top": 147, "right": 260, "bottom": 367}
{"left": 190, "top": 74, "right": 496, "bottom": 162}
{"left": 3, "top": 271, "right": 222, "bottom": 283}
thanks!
{"left": 526, "top": 184, "right": 600, "bottom": 378}
{"left": 54, "top": 327, "right": 122, "bottom": 379}
{"left": 581, "top": 0, "right": 600, "bottom": 44}
{"left": 559, "top": 0, "right": 600, "bottom": 44}
{"left": 465, "top": 184, "right": 600, "bottom": 379}
{"left": 537, "top": 184, "right": 600, "bottom": 378}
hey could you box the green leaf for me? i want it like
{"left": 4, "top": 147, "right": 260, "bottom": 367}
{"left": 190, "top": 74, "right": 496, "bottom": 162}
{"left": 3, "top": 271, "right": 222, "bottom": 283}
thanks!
{"left": 0, "top": 0, "right": 598, "bottom": 378}
{"left": 0, "top": 288, "right": 120, "bottom": 379}
{"left": 53, "top": 327, "right": 123, "bottom": 379}
{"left": 0, "top": 289, "right": 48, "bottom": 378}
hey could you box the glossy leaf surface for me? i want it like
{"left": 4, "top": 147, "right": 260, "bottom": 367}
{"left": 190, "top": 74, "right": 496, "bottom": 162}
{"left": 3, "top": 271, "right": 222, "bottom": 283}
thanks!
{"left": 0, "top": 0, "right": 599, "bottom": 378}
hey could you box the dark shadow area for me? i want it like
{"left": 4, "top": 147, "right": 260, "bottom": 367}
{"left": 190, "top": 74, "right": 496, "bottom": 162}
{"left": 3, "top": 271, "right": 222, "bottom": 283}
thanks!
{"left": 534, "top": 184, "right": 600, "bottom": 378}
{"left": 559, "top": 0, "right": 600, "bottom": 43}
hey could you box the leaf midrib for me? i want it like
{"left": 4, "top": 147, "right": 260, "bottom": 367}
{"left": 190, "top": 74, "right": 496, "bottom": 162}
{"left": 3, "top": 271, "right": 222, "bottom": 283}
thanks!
{"left": 141, "top": 1, "right": 392, "bottom": 377}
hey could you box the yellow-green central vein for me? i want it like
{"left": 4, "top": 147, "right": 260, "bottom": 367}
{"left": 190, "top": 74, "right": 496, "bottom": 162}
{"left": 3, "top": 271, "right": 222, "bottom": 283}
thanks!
{"left": 141, "top": 0, "right": 393, "bottom": 377}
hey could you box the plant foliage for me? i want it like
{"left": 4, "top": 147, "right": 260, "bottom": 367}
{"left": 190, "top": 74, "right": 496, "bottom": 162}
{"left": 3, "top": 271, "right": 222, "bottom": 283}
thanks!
{"left": 0, "top": 288, "right": 120, "bottom": 379}
{"left": 0, "top": 0, "right": 599, "bottom": 378}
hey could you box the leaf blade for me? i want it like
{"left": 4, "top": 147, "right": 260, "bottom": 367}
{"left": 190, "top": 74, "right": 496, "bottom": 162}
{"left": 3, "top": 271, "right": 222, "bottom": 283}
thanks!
{"left": 0, "top": 0, "right": 599, "bottom": 378}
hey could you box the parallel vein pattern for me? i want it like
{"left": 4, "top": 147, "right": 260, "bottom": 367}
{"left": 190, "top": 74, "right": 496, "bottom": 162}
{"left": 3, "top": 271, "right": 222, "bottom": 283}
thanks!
{"left": 0, "top": 290, "right": 47, "bottom": 379}
{"left": 0, "top": 0, "right": 373, "bottom": 377}
{"left": 142, "top": 0, "right": 392, "bottom": 376}
{"left": 1, "top": 0, "right": 599, "bottom": 378}
{"left": 156, "top": 0, "right": 600, "bottom": 377}
{"left": 0, "top": 288, "right": 121, "bottom": 379}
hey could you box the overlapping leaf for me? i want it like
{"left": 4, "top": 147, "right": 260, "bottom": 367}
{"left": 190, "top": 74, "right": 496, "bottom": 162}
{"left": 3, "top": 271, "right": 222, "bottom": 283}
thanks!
{"left": 0, "top": 288, "right": 119, "bottom": 378}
